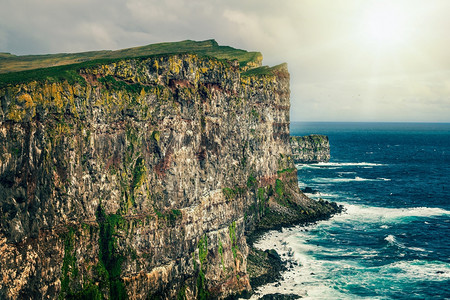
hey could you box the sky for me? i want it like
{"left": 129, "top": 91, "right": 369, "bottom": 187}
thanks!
{"left": 1, "top": 0, "right": 450, "bottom": 122}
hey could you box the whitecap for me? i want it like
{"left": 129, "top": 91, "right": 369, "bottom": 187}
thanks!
{"left": 377, "top": 178, "right": 391, "bottom": 181}
{"left": 383, "top": 234, "right": 424, "bottom": 252}
{"left": 317, "top": 192, "right": 340, "bottom": 198}
{"left": 296, "top": 164, "right": 340, "bottom": 170}
{"left": 296, "top": 162, "right": 385, "bottom": 169}
{"left": 251, "top": 226, "right": 386, "bottom": 300}
{"left": 311, "top": 177, "right": 389, "bottom": 183}
{"left": 339, "top": 204, "right": 450, "bottom": 224}
{"left": 384, "top": 234, "right": 397, "bottom": 245}
{"left": 381, "top": 260, "right": 450, "bottom": 281}
{"left": 302, "top": 191, "right": 340, "bottom": 200}
{"left": 250, "top": 203, "right": 450, "bottom": 299}
{"left": 251, "top": 229, "right": 354, "bottom": 299}
{"left": 408, "top": 246, "right": 427, "bottom": 252}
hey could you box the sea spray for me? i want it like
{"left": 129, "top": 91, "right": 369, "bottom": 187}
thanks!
{"left": 252, "top": 122, "right": 450, "bottom": 299}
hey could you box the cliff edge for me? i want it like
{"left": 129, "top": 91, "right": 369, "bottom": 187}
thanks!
{"left": 0, "top": 40, "right": 338, "bottom": 299}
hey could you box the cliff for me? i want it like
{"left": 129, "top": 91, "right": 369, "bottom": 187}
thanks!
{"left": 290, "top": 135, "right": 330, "bottom": 163}
{"left": 0, "top": 40, "right": 338, "bottom": 299}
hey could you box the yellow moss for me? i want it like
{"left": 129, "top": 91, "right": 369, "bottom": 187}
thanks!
{"left": 169, "top": 56, "right": 182, "bottom": 74}
{"left": 153, "top": 60, "right": 159, "bottom": 71}
{"left": 240, "top": 77, "right": 251, "bottom": 85}
{"left": 140, "top": 88, "right": 146, "bottom": 99}
{"left": 152, "top": 131, "right": 160, "bottom": 143}
{"left": 55, "top": 123, "right": 71, "bottom": 136}
{"left": 34, "top": 93, "right": 43, "bottom": 105}
{"left": 51, "top": 83, "right": 64, "bottom": 110}
{"left": 134, "top": 164, "right": 147, "bottom": 191}
{"left": 18, "top": 93, "right": 34, "bottom": 109}
{"left": 86, "top": 86, "right": 92, "bottom": 101}
{"left": 67, "top": 88, "right": 79, "bottom": 118}
{"left": 7, "top": 106, "right": 26, "bottom": 122}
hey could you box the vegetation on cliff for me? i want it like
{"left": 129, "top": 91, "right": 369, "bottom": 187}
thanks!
{"left": 0, "top": 39, "right": 262, "bottom": 86}
{"left": 0, "top": 40, "right": 340, "bottom": 299}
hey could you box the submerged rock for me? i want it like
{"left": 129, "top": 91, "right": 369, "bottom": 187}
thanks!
{"left": 301, "top": 186, "right": 318, "bottom": 194}
{"left": 260, "top": 293, "right": 302, "bottom": 300}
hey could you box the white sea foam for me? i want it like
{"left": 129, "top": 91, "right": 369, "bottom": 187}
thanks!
{"left": 381, "top": 260, "right": 450, "bottom": 281}
{"left": 249, "top": 203, "right": 450, "bottom": 299}
{"left": 316, "top": 192, "right": 339, "bottom": 198}
{"left": 384, "top": 234, "right": 428, "bottom": 252}
{"left": 384, "top": 234, "right": 397, "bottom": 245}
{"left": 296, "top": 162, "right": 385, "bottom": 169}
{"left": 342, "top": 204, "right": 450, "bottom": 222}
{"left": 251, "top": 226, "right": 383, "bottom": 299}
{"left": 312, "top": 176, "right": 390, "bottom": 183}
{"left": 250, "top": 229, "right": 350, "bottom": 299}
{"left": 303, "top": 192, "right": 340, "bottom": 199}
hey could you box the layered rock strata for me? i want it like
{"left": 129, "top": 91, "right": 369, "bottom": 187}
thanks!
{"left": 290, "top": 135, "right": 330, "bottom": 163}
{"left": 0, "top": 43, "right": 338, "bottom": 299}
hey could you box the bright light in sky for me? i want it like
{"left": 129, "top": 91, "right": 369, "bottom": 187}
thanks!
{"left": 365, "top": 6, "right": 406, "bottom": 44}
{"left": 1, "top": 0, "right": 450, "bottom": 122}
{"left": 360, "top": 2, "right": 410, "bottom": 49}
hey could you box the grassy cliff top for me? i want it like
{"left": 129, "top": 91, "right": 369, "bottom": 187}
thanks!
{"left": 0, "top": 39, "right": 262, "bottom": 74}
{"left": 241, "top": 63, "right": 289, "bottom": 78}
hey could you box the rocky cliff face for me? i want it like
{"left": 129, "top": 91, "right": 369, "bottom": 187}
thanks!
{"left": 290, "top": 135, "right": 330, "bottom": 163}
{"left": 0, "top": 44, "right": 337, "bottom": 299}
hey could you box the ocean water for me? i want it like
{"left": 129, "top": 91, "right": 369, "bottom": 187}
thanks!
{"left": 252, "top": 122, "right": 450, "bottom": 299}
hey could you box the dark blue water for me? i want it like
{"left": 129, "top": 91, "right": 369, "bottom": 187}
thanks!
{"left": 253, "top": 122, "right": 450, "bottom": 299}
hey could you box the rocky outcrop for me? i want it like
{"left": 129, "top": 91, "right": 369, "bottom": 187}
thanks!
{"left": 0, "top": 41, "right": 338, "bottom": 299}
{"left": 290, "top": 135, "right": 330, "bottom": 163}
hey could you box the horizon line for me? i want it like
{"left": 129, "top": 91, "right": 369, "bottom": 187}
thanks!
{"left": 290, "top": 120, "right": 450, "bottom": 124}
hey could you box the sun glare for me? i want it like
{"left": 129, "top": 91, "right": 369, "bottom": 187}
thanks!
{"left": 361, "top": 3, "right": 409, "bottom": 49}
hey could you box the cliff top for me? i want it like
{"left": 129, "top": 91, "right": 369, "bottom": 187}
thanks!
{"left": 0, "top": 39, "right": 274, "bottom": 88}
{"left": 0, "top": 39, "right": 262, "bottom": 75}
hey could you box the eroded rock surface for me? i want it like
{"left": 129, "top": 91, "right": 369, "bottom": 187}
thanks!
{"left": 0, "top": 46, "right": 338, "bottom": 299}
{"left": 290, "top": 135, "right": 330, "bottom": 163}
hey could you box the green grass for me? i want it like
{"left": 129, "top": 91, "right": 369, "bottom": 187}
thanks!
{"left": 275, "top": 179, "right": 284, "bottom": 197}
{"left": 96, "top": 208, "right": 127, "bottom": 300}
{"left": 0, "top": 58, "right": 111, "bottom": 88}
{"left": 0, "top": 52, "right": 15, "bottom": 58}
{"left": 229, "top": 221, "right": 238, "bottom": 260}
{"left": 246, "top": 175, "right": 257, "bottom": 189}
{"left": 0, "top": 40, "right": 263, "bottom": 87}
{"left": 196, "top": 234, "right": 209, "bottom": 300}
{"left": 241, "top": 63, "right": 288, "bottom": 77}
{"left": 276, "top": 167, "right": 297, "bottom": 175}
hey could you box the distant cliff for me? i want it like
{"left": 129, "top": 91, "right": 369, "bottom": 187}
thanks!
{"left": 290, "top": 135, "right": 330, "bottom": 163}
{"left": 0, "top": 40, "right": 338, "bottom": 299}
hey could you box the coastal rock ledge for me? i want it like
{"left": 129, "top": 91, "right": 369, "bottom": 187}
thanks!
{"left": 290, "top": 135, "right": 330, "bottom": 163}
{"left": 0, "top": 40, "right": 338, "bottom": 299}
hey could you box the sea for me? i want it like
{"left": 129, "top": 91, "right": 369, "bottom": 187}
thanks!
{"left": 252, "top": 122, "right": 450, "bottom": 299}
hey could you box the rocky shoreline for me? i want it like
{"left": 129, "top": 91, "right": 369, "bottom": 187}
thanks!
{"left": 244, "top": 199, "right": 343, "bottom": 299}
{"left": 240, "top": 133, "right": 340, "bottom": 298}
{"left": 1, "top": 40, "right": 341, "bottom": 299}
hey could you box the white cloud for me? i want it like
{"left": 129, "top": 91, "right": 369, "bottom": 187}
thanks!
{"left": 1, "top": 0, "right": 449, "bottom": 121}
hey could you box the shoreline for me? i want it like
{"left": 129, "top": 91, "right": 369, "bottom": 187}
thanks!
{"left": 242, "top": 203, "right": 344, "bottom": 299}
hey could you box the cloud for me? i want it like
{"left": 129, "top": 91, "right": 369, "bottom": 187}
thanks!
{"left": 292, "top": 71, "right": 450, "bottom": 122}
{"left": 1, "top": 0, "right": 449, "bottom": 121}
